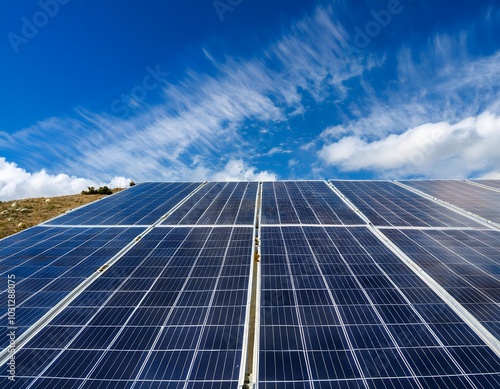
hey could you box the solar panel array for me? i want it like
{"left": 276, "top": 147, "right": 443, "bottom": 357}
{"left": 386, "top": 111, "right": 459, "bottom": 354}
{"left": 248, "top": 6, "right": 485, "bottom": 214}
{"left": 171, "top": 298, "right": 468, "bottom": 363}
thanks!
{"left": 400, "top": 180, "right": 500, "bottom": 224}
{"left": 331, "top": 180, "right": 482, "bottom": 228}
{"left": 9, "top": 227, "right": 253, "bottom": 388}
{"left": 259, "top": 226, "right": 500, "bottom": 387}
{"left": 162, "top": 182, "right": 257, "bottom": 226}
{"left": 47, "top": 182, "right": 202, "bottom": 226}
{"left": 261, "top": 181, "right": 364, "bottom": 225}
{"left": 0, "top": 226, "right": 145, "bottom": 349}
{"left": 382, "top": 229, "right": 500, "bottom": 338}
{"left": 1, "top": 180, "right": 499, "bottom": 388}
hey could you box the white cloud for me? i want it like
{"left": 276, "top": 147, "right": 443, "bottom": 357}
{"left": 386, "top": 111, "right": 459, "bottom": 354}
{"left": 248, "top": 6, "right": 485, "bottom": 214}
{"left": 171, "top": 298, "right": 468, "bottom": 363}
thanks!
{"left": 211, "top": 159, "right": 277, "bottom": 181}
{"left": 0, "top": 157, "right": 131, "bottom": 201}
{"left": 265, "top": 147, "right": 292, "bottom": 156}
{"left": 109, "top": 176, "right": 133, "bottom": 188}
{"left": 299, "top": 141, "right": 316, "bottom": 151}
{"left": 313, "top": 26, "right": 500, "bottom": 179}
{"left": 478, "top": 171, "right": 500, "bottom": 179}
{"left": 318, "top": 111, "right": 500, "bottom": 178}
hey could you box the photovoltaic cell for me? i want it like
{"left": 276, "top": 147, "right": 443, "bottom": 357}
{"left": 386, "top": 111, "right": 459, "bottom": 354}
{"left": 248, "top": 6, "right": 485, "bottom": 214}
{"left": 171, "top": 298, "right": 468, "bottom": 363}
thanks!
{"left": 3, "top": 226, "right": 253, "bottom": 387}
{"left": 46, "top": 182, "right": 201, "bottom": 226}
{"left": 400, "top": 180, "right": 500, "bottom": 224}
{"left": 162, "top": 181, "right": 257, "bottom": 225}
{"left": 332, "top": 180, "right": 483, "bottom": 227}
{"left": 261, "top": 181, "right": 364, "bottom": 225}
{"left": 258, "top": 226, "right": 500, "bottom": 387}
{"left": 382, "top": 228, "right": 500, "bottom": 338}
{"left": 0, "top": 226, "right": 144, "bottom": 348}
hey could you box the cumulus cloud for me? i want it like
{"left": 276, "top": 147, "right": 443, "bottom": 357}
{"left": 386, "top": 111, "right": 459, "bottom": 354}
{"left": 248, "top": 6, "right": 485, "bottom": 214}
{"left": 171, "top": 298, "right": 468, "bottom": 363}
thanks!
{"left": 211, "top": 159, "right": 277, "bottom": 181}
{"left": 318, "top": 111, "right": 500, "bottom": 178}
{"left": 0, "top": 157, "right": 131, "bottom": 201}
{"left": 314, "top": 25, "right": 500, "bottom": 179}
{"left": 0, "top": 155, "right": 276, "bottom": 200}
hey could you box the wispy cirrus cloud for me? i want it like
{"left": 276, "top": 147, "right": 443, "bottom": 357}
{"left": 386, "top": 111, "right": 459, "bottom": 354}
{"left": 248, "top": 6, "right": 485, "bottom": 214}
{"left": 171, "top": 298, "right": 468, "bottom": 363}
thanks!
{"left": 321, "top": 42, "right": 500, "bottom": 139}
{"left": 1, "top": 5, "right": 375, "bottom": 186}
{"left": 10, "top": 3, "right": 494, "bottom": 185}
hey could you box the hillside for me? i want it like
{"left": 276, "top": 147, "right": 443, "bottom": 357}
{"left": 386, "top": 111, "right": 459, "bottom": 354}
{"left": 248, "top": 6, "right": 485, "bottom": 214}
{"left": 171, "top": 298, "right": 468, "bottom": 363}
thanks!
{"left": 0, "top": 190, "right": 123, "bottom": 240}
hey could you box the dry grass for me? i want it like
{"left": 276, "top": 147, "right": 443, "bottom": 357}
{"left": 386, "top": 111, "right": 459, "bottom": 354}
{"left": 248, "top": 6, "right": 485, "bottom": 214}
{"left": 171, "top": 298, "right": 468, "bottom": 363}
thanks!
{"left": 0, "top": 189, "right": 123, "bottom": 240}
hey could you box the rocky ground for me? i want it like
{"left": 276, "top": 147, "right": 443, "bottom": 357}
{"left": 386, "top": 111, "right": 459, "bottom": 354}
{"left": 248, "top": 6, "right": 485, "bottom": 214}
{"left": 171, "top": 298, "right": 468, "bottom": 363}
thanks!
{"left": 0, "top": 190, "right": 123, "bottom": 240}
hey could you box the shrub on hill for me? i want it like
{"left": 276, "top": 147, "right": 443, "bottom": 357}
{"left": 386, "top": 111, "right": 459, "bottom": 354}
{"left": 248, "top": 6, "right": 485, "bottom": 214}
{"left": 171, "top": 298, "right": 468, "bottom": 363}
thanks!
{"left": 81, "top": 186, "right": 113, "bottom": 195}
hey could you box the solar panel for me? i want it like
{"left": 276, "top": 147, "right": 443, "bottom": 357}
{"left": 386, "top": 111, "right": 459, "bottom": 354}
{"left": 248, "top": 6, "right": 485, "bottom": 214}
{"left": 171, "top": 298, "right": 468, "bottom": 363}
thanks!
{"left": 6, "top": 226, "right": 253, "bottom": 387}
{"left": 46, "top": 182, "right": 202, "bottom": 226}
{"left": 399, "top": 180, "right": 500, "bottom": 224}
{"left": 470, "top": 180, "right": 500, "bottom": 189}
{"left": 332, "top": 180, "right": 483, "bottom": 227}
{"left": 162, "top": 182, "right": 257, "bottom": 225}
{"left": 382, "top": 228, "right": 500, "bottom": 338}
{"left": 261, "top": 181, "right": 364, "bottom": 225}
{"left": 258, "top": 226, "right": 500, "bottom": 387}
{"left": 1, "top": 180, "right": 500, "bottom": 388}
{"left": 0, "top": 226, "right": 144, "bottom": 348}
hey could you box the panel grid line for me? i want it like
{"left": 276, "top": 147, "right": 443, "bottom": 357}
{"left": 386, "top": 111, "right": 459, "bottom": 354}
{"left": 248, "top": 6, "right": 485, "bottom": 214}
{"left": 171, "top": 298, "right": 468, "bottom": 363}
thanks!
{"left": 395, "top": 180, "right": 500, "bottom": 230}
{"left": 371, "top": 227, "right": 500, "bottom": 358}
{"left": 295, "top": 226, "right": 371, "bottom": 389}
{"left": 22, "top": 227, "right": 185, "bottom": 388}
{"left": 342, "top": 227, "right": 477, "bottom": 388}
{"left": 275, "top": 225, "right": 317, "bottom": 388}
{"left": 307, "top": 226, "right": 422, "bottom": 388}
{"left": 181, "top": 225, "right": 239, "bottom": 387}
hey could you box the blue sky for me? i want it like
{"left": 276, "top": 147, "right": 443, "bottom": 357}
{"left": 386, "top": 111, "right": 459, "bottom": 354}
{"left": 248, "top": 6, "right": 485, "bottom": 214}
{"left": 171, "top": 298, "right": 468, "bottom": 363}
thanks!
{"left": 1, "top": 0, "right": 500, "bottom": 199}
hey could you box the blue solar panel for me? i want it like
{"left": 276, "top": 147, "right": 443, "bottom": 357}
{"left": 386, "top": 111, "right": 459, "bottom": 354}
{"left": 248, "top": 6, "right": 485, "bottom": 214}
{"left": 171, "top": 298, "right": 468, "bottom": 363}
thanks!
{"left": 6, "top": 226, "right": 253, "bottom": 387}
{"left": 0, "top": 226, "right": 144, "bottom": 348}
{"left": 332, "top": 180, "right": 483, "bottom": 227}
{"left": 1, "top": 180, "right": 499, "bottom": 387}
{"left": 382, "top": 228, "right": 500, "bottom": 338}
{"left": 47, "top": 182, "right": 201, "bottom": 226}
{"left": 400, "top": 180, "right": 500, "bottom": 224}
{"left": 261, "top": 181, "right": 364, "bottom": 225}
{"left": 258, "top": 226, "right": 500, "bottom": 387}
{"left": 162, "top": 182, "right": 257, "bottom": 225}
